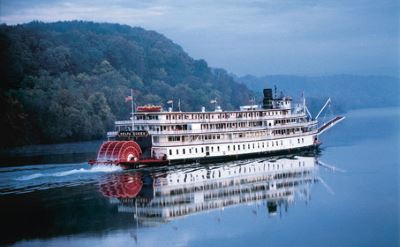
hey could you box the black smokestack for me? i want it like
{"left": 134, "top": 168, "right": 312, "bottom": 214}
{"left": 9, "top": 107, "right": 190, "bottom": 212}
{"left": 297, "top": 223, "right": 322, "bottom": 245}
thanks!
{"left": 263, "top": 88, "right": 273, "bottom": 109}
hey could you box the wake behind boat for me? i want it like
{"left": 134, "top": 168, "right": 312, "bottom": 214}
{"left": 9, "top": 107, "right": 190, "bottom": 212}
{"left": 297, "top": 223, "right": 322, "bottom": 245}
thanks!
{"left": 89, "top": 88, "right": 344, "bottom": 168}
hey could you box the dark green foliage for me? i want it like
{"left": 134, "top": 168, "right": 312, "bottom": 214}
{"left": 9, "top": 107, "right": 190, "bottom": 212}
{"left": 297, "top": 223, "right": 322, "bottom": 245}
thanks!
{"left": 0, "top": 21, "right": 252, "bottom": 147}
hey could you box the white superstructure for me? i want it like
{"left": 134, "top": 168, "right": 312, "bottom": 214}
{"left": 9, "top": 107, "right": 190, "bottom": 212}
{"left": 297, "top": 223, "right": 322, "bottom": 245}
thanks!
{"left": 108, "top": 90, "right": 320, "bottom": 162}
{"left": 93, "top": 88, "right": 344, "bottom": 166}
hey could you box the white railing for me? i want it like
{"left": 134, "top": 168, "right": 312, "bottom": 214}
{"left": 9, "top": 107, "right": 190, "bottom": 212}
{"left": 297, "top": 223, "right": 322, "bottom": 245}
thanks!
{"left": 115, "top": 113, "right": 307, "bottom": 126}
{"left": 109, "top": 121, "right": 317, "bottom": 136}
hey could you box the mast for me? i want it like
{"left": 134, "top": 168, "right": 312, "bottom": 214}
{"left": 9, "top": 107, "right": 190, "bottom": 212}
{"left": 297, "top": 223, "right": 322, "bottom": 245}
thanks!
{"left": 302, "top": 91, "right": 312, "bottom": 119}
{"left": 131, "top": 89, "right": 135, "bottom": 131}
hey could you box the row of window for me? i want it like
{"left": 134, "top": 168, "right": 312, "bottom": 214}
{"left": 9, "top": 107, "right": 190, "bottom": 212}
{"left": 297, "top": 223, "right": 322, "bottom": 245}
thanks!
{"left": 163, "top": 110, "right": 287, "bottom": 121}
{"left": 136, "top": 115, "right": 159, "bottom": 120}
{"left": 165, "top": 129, "right": 304, "bottom": 143}
{"left": 168, "top": 138, "right": 306, "bottom": 156}
{"left": 201, "top": 121, "right": 263, "bottom": 130}
{"left": 275, "top": 118, "right": 305, "bottom": 124}
{"left": 120, "top": 116, "right": 306, "bottom": 133}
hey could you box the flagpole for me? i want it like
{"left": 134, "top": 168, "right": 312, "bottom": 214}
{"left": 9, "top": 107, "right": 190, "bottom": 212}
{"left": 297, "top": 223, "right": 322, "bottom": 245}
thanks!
{"left": 131, "top": 89, "right": 134, "bottom": 132}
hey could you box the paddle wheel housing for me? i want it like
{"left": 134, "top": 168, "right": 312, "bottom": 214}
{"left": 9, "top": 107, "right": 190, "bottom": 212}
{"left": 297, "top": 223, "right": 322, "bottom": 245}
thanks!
{"left": 94, "top": 141, "right": 142, "bottom": 165}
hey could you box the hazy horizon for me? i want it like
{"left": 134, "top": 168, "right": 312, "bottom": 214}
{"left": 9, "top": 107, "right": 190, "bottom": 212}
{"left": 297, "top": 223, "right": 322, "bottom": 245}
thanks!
{"left": 1, "top": 0, "right": 399, "bottom": 77}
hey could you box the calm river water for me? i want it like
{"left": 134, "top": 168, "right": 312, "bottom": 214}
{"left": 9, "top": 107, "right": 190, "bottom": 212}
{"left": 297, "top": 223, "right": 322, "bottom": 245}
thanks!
{"left": 0, "top": 107, "right": 398, "bottom": 247}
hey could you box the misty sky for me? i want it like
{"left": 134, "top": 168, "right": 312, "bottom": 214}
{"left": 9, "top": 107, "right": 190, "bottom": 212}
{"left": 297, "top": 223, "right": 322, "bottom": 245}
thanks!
{"left": 0, "top": 0, "right": 399, "bottom": 76}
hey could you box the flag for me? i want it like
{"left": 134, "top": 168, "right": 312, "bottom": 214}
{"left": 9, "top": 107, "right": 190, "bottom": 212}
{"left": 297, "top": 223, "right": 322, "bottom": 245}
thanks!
{"left": 167, "top": 100, "right": 173, "bottom": 104}
{"left": 125, "top": 96, "right": 133, "bottom": 102}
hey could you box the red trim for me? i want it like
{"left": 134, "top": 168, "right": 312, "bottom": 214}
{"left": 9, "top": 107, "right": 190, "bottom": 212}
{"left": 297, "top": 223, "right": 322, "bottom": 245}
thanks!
{"left": 137, "top": 105, "right": 162, "bottom": 112}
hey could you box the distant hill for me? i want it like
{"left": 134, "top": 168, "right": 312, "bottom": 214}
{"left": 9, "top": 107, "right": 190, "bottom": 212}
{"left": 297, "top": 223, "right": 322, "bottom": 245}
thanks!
{"left": 0, "top": 21, "right": 252, "bottom": 147}
{"left": 236, "top": 74, "right": 399, "bottom": 115}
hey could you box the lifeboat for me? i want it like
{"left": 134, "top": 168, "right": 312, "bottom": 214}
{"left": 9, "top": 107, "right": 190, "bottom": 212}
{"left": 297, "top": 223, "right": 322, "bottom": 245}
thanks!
{"left": 136, "top": 105, "right": 162, "bottom": 112}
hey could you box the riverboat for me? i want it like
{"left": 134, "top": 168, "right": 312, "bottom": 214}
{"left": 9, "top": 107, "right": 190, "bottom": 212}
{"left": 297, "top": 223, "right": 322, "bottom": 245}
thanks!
{"left": 89, "top": 88, "right": 344, "bottom": 167}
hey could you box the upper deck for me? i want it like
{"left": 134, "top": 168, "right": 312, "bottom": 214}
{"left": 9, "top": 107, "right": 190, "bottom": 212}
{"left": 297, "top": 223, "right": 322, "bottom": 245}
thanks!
{"left": 107, "top": 91, "right": 315, "bottom": 139}
{"left": 126, "top": 93, "right": 294, "bottom": 125}
{"left": 118, "top": 108, "right": 300, "bottom": 125}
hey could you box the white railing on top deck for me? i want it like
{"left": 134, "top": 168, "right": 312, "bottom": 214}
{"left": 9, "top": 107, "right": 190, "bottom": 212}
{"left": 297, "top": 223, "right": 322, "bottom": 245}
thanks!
{"left": 108, "top": 121, "right": 317, "bottom": 137}
{"left": 110, "top": 121, "right": 316, "bottom": 136}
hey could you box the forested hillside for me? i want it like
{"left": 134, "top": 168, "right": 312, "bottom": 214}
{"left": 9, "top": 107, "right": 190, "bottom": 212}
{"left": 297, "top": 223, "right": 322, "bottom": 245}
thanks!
{"left": 0, "top": 21, "right": 251, "bottom": 147}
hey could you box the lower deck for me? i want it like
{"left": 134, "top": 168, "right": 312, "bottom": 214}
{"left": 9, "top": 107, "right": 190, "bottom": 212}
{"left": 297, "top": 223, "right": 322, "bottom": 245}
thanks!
{"left": 152, "top": 133, "right": 318, "bottom": 161}
{"left": 118, "top": 137, "right": 320, "bottom": 169}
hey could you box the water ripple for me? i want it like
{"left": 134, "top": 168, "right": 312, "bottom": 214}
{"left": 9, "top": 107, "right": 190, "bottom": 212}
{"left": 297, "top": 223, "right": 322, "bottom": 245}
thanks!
{"left": 0, "top": 163, "right": 122, "bottom": 195}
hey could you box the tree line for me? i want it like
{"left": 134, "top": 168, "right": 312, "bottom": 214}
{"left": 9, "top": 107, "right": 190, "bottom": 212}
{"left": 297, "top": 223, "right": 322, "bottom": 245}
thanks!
{"left": 0, "top": 21, "right": 252, "bottom": 147}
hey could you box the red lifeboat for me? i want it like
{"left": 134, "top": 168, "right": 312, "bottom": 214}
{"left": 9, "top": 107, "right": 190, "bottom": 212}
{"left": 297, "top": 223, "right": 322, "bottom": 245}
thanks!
{"left": 90, "top": 141, "right": 142, "bottom": 165}
{"left": 136, "top": 105, "right": 162, "bottom": 112}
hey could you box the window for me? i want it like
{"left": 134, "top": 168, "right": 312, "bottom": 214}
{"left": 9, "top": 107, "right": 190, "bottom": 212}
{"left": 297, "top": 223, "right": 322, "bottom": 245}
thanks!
{"left": 183, "top": 149, "right": 186, "bottom": 154}
{"left": 201, "top": 147, "right": 204, "bottom": 153}
{"left": 217, "top": 146, "right": 220, "bottom": 152}
{"left": 228, "top": 145, "right": 230, "bottom": 151}
{"left": 176, "top": 149, "right": 179, "bottom": 155}
{"left": 169, "top": 149, "right": 172, "bottom": 155}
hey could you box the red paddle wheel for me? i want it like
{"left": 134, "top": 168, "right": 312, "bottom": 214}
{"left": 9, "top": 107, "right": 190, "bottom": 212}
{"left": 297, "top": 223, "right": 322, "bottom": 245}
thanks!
{"left": 93, "top": 141, "right": 142, "bottom": 165}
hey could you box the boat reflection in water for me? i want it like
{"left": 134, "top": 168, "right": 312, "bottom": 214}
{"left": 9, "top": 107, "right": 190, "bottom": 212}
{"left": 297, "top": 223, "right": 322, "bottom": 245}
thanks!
{"left": 100, "top": 155, "right": 322, "bottom": 225}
